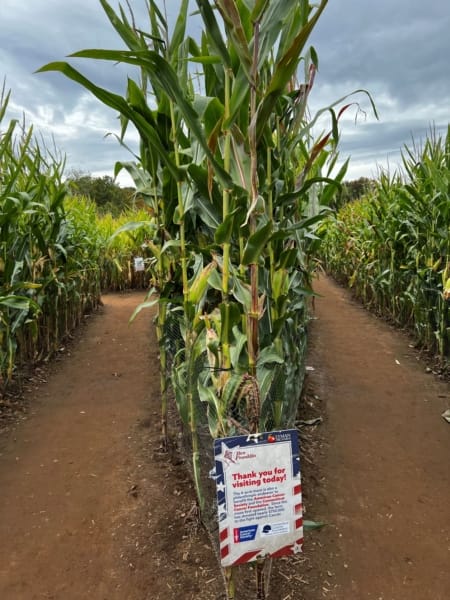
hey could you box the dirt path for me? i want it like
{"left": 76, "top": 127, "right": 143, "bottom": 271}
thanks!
{"left": 292, "top": 276, "right": 450, "bottom": 599}
{"left": 0, "top": 280, "right": 449, "bottom": 600}
{"left": 0, "top": 292, "right": 222, "bottom": 600}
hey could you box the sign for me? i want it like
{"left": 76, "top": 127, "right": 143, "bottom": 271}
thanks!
{"left": 133, "top": 257, "right": 145, "bottom": 272}
{"left": 213, "top": 429, "right": 303, "bottom": 567}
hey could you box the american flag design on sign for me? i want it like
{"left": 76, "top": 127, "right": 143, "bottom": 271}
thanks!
{"left": 213, "top": 430, "right": 303, "bottom": 567}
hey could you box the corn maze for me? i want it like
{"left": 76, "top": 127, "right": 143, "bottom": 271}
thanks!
{"left": 0, "top": 85, "right": 153, "bottom": 385}
{"left": 2, "top": 0, "right": 448, "bottom": 598}
{"left": 321, "top": 128, "right": 450, "bottom": 373}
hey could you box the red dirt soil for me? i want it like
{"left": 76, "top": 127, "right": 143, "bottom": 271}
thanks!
{"left": 286, "top": 276, "right": 450, "bottom": 600}
{"left": 0, "top": 278, "right": 449, "bottom": 599}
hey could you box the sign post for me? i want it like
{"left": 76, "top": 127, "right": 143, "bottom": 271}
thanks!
{"left": 213, "top": 429, "right": 303, "bottom": 568}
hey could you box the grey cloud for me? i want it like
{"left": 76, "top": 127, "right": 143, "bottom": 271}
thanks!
{"left": 1, "top": 0, "right": 449, "bottom": 183}
{"left": 311, "top": 0, "right": 450, "bottom": 108}
{"left": 307, "top": 0, "right": 450, "bottom": 176}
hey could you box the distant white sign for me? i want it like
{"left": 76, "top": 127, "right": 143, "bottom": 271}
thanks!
{"left": 133, "top": 256, "right": 145, "bottom": 272}
{"left": 213, "top": 430, "right": 303, "bottom": 567}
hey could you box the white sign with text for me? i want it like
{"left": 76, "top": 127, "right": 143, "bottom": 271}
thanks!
{"left": 213, "top": 430, "right": 303, "bottom": 567}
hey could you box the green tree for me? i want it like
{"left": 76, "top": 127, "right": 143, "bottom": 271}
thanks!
{"left": 335, "top": 176, "right": 375, "bottom": 208}
{"left": 66, "top": 171, "right": 133, "bottom": 215}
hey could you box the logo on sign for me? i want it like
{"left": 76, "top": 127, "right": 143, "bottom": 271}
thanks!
{"left": 233, "top": 525, "right": 258, "bottom": 543}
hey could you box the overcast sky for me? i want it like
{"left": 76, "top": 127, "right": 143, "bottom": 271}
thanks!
{"left": 1, "top": 0, "right": 449, "bottom": 185}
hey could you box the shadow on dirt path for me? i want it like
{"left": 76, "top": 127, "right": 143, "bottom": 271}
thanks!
{"left": 1, "top": 280, "right": 449, "bottom": 600}
{"left": 292, "top": 275, "right": 450, "bottom": 600}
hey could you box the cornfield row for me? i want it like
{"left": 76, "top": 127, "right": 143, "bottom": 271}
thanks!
{"left": 321, "top": 127, "right": 450, "bottom": 370}
{"left": 0, "top": 87, "right": 152, "bottom": 385}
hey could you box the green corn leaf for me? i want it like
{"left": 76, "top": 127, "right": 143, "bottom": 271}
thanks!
{"left": 0, "top": 85, "right": 12, "bottom": 121}
{"left": 214, "top": 207, "right": 242, "bottom": 244}
{"left": 189, "top": 55, "right": 222, "bottom": 65}
{"left": 22, "top": 282, "right": 42, "bottom": 290}
{"left": 251, "top": 0, "right": 270, "bottom": 21}
{"left": 241, "top": 221, "right": 273, "bottom": 265}
{"left": 215, "top": 0, "right": 252, "bottom": 80}
{"left": 258, "top": 2, "right": 295, "bottom": 68}
{"left": 172, "top": 366, "right": 190, "bottom": 425}
{"left": 0, "top": 295, "right": 39, "bottom": 312}
{"left": 169, "top": 0, "right": 189, "bottom": 59}
{"left": 255, "top": 0, "right": 328, "bottom": 140}
{"left": 36, "top": 61, "right": 183, "bottom": 182}
{"left": 198, "top": 383, "right": 221, "bottom": 437}
{"left": 230, "top": 325, "right": 248, "bottom": 369}
{"left": 107, "top": 220, "right": 154, "bottom": 244}
{"left": 147, "top": 0, "right": 167, "bottom": 36}
{"left": 230, "top": 137, "right": 251, "bottom": 189}
{"left": 277, "top": 248, "right": 299, "bottom": 269}
{"left": 231, "top": 271, "right": 252, "bottom": 311}
{"left": 114, "top": 161, "right": 155, "bottom": 193}
{"left": 198, "top": 381, "right": 220, "bottom": 410}
{"left": 277, "top": 177, "right": 338, "bottom": 206}
{"left": 271, "top": 268, "right": 288, "bottom": 299}
{"left": 39, "top": 53, "right": 234, "bottom": 189}
{"left": 190, "top": 193, "right": 221, "bottom": 229}
{"left": 257, "top": 364, "right": 279, "bottom": 411}
{"left": 219, "top": 301, "right": 241, "bottom": 345}
{"left": 208, "top": 267, "right": 223, "bottom": 292}
{"left": 99, "top": 0, "right": 145, "bottom": 52}
{"left": 195, "top": 0, "right": 231, "bottom": 68}
{"left": 227, "top": 67, "right": 251, "bottom": 130}
{"left": 258, "top": 344, "right": 284, "bottom": 366}
{"left": 129, "top": 290, "right": 160, "bottom": 323}
{"left": 126, "top": 78, "right": 157, "bottom": 125}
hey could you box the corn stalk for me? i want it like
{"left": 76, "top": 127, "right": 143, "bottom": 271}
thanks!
{"left": 38, "top": 1, "right": 376, "bottom": 597}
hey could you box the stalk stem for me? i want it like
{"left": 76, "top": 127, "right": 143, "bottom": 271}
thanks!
{"left": 169, "top": 97, "right": 203, "bottom": 509}
{"left": 247, "top": 19, "right": 260, "bottom": 378}
{"left": 222, "top": 68, "right": 232, "bottom": 372}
